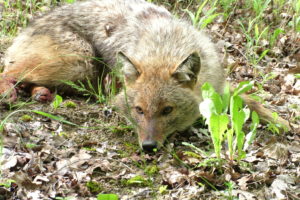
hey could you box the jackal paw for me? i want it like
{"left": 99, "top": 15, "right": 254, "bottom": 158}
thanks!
{"left": 31, "top": 86, "right": 54, "bottom": 103}
{"left": 0, "top": 76, "right": 17, "bottom": 103}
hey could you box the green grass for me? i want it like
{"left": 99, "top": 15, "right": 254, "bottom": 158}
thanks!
{"left": 0, "top": 0, "right": 298, "bottom": 147}
{"left": 0, "top": 0, "right": 77, "bottom": 36}
{"left": 0, "top": 0, "right": 298, "bottom": 198}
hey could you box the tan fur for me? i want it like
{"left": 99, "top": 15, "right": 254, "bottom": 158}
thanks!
{"left": 4, "top": 34, "right": 96, "bottom": 87}
{"left": 0, "top": 0, "right": 290, "bottom": 150}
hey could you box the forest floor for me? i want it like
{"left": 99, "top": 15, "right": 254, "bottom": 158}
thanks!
{"left": 0, "top": 0, "right": 299, "bottom": 199}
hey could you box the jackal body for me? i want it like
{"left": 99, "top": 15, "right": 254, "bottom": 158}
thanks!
{"left": 2, "top": 0, "right": 225, "bottom": 150}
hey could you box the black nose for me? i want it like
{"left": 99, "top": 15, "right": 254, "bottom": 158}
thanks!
{"left": 142, "top": 140, "right": 158, "bottom": 152}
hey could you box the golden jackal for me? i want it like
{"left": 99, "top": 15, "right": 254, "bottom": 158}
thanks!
{"left": 0, "top": 0, "right": 289, "bottom": 151}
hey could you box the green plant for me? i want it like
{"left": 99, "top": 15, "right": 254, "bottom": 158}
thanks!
{"left": 239, "top": 19, "right": 270, "bottom": 66}
{"left": 20, "top": 114, "right": 32, "bottom": 122}
{"left": 97, "top": 194, "right": 118, "bottom": 200}
{"left": 0, "top": 109, "right": 77, "bottom": 133}
{"left": 63, "top": 100, "right": 77, "bottom": 108}
{"left": 158, "top": 185, "right": 168, "bottom": 194}
{"left": 0, "top": 0, "right": 77, "bottom": 36}
{"left": 86, "top": 181, "right": 103, "bottom": 193}
{"left": 266, "top": 112, "right": 289, "bottom": 134}
{"left": 219, "top": 0, "right": 236, "bottom": 19}
{"left": 270, "top": 28, "right": 284, "bottom": 47}
{"left": 25, "top": 143, "right": 37, "bottom": 149}
{"left": 199, "top": 81, "right": 259, "bottom": 161}
{"left": 65, "top": 0, "right": 76, "bottom": 3}
{"left": 185, "top": 0, "right": 221, "bottom": 29}
{"left": 144, "top": 164, "right": 159, "bottom": 175}
{"left": 63, "top": 78, "right": 106, "bottom": 103}
{"left": 251, "top": 0, "right": 271, "bottom": 17}
{"left": 121, "top": 175, "right": 152, "bottom": 187}
{"left": 288, "top": 0, "right": 300, "bottom": 31}
{"left": 224, "top": 181, "right": 236, "bottom": 200}
{"left": 0, "top": 179, "right": 15, "bottom": 188}
{"left": 52, "top": 95, "right": 63, "bottom": 110}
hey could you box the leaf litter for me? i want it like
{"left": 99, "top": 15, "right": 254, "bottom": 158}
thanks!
{"left": 0, "top": 1, "right": 300, "bottom": 199}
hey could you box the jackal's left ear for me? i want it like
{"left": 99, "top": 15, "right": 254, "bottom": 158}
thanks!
{"left": 172, "top": 52, "right": 201, "bottom": 88}
{"left": 117, "top": 52, "right": 140, "bottom": 84}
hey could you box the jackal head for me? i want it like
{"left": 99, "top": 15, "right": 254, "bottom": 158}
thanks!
{"left": 114, "top": 52, "right": 201, "bottom": 151}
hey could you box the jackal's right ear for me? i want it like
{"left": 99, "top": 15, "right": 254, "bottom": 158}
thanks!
{"left": 172, "top": 52, "right": 201, "bottom": 88}
{"left": 117, "top": 52, "right": 140, "bottom": 84}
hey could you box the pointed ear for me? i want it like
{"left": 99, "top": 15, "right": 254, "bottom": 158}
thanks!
{"left": 117, "top": 52, "right": 140, "bottom": 84}
{"left": 172, "top": 52, "right": 201, "bottom": 88}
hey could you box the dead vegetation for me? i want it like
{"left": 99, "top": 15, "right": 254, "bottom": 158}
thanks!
{"left": 0, "top": 0, "right": 299, "bottom": 199}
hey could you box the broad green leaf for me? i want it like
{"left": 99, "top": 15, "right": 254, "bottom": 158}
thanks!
{"left": 230, "top": 95, "right": 247, "bottom": 158}
{"left": 211, "top": 93, "right": 223, "bottom": 114}
{"left": 222, "top": 83, "right": 230, "bottom": 113}
{"left": 244, "top": 111, "right": 259, "bottom": 150}
{"left": 52, "top": 95, "right": 63, "bottom": 109}
{"left": 226, "top": 129, "right": 234, "bottom": 160}
{"left": 201, "top": 83, "right": 223, "bottom": 114}
{"left": 97, "top": 194, "right": 118, "bottom": 200}
{"left": 237, "top": 130, "right": 246, "bottom": 160}
{"left": 209, "top": 113, "right": 229, "bottom": 158}
{"left": 243, "top": 107, "right": 251, "bottom": 122}
{"left": 230, "top": 95, "right": 243, "bottom": 124}
{"left": 201, "top": 82, "right": 216, "bottom": 99}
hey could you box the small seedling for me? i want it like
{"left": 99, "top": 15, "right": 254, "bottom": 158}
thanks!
{"left": 0, "top": 179, "right": 16, "bottom": 188}
{"left": 25, "top": 143, "right": 37, "bottom": 149}
{"left": 122, "top": 175, "right": 151, "bottom": 187}
{"left": 185, "top": 0, "right": 221, "bottom": 29}
{"left": 63, "top": 100, "right": 77, "bottom": 108}
{"left": 83, "top": 147, "right": 97, "bottom": 151}
{"left": 52, "top": 95, "right": 63, "bottom": 110}
{"left": 158, "top": 185, "right": 168, "bottom": 194}
{"left": 20, "top": 114, "right": 32, "bottom": 122}
{"left": 144, "top": 165, "right": 159, "bottom": 175}
{"left": 86, "top": 181, "right": 103, "bottom": 193}
{"left": 266, "top": 112, "right": 288, "bottom": 134}
{"left": 224, "top": 181, "right": 236, "bottom": 200}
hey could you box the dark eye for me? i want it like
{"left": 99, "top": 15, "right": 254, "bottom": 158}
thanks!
{"left": 162, "top": 106, "right": 173, "bottom": 115}
{"left": 135, "top": 106, "right": 144, "bottom": 115}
